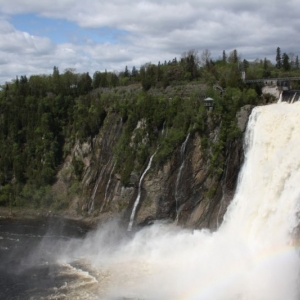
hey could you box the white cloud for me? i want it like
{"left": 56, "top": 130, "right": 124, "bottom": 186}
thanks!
{"left": 0, "top": 0, "right": 299, "bottom": 83}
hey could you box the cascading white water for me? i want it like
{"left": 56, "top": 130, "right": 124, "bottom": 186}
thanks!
{"left": 175, "top": 133, "right": 190, "bottom": 219}
{"left": 277, "top": 91, "right": 283, "bottom": 103}
{"left": 291, "top": 92, "right": 297, "bottom": 104}
{"left": 222, "top": 103, "right": 300, "bottom": 240}
{"left": 60, "top": 103, "right": 300, "bottom": 300}
{"left": 127, "top": 152, "right": 156, "bottom": 231}
{"left": 162, "top": 120, "right": 166, "bottom": 136}
{"left": 89, "top": 118, "right": 123, "bottom": 214}
{"left": 88, "top": 160, "right": 110, "bottom": 214}
{"left": 100, "top": 162, "right": 116, "bottom": 213}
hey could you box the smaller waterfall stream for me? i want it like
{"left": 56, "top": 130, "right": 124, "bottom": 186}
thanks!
{"left": 100, "top": 162, "right": 116, "bottom": 212}
{"left": 291, "top": 93, "right": 297, "bottom": 104}
{"left": 88, "top": 160, "right": 110, "bottom": 214}
{"left": 175, "top": 133, "right": 190, "bottom": 221}
{"left": 161, "top": 121, "right": 166, "bottom": 136}
{"left": 128, "top": 152, "right": 156, "bottom": 231}
{"left": 277, "top": 91, "right": 283, "bottom": 103}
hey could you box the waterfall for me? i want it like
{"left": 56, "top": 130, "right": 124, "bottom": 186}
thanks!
{"left": 100, "top": 162, "right": 116, "bottom": 212}
{"left": 277, "top": 91, "right": 283, "bottom": 103}
{"left": 222, "top": 103, "right": 300, "bottom": 242}
{"left": 127, "top": 152, "right": 156, "bottom": 231}
{"left": 88, "top": 160, "right": 110, "bottom": 214}
{"left": 175, "top": 133, "right": 190, "bottom": 220}
{"left": 291, "top": 92, "right": 297, "bottom": 104}
{"left": 161, "top": 121, "right": 166, "bottom": 136}
{"left": 69, "top": 103, "right": 300, "bottom": 300}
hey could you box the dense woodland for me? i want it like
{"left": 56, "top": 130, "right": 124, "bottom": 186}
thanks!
{"left": 0, "top": 47, "right": 299, "bottom": 208}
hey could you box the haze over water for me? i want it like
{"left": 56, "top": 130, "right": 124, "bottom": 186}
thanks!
{"left": 60, "top": 102, "right": 300, "bottom": 299}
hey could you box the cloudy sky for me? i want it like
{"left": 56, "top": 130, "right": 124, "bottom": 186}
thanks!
{"left": 0, "top": 0, "right": 299, "bottom": 84}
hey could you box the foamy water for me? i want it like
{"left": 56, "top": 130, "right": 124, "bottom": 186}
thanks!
{"left": 56, "top": 102, "right": 300, "bottom": 300}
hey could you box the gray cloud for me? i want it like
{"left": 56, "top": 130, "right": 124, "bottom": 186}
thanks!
{"left": 0, "top": 0, "right": 299, "bottom": 83}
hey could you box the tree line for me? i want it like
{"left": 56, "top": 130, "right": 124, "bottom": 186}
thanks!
{"left": 0, "top": 47, "right": 299, "bottom": 208}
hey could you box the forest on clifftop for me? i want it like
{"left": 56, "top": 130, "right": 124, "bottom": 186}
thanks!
{"left": 0, "top": 47, "right": 299, "bottom": 210}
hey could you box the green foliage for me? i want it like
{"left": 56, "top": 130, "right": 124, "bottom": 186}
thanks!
{"left": 276, "top": 47, "right": 282, "bottom": 69}
{"left": 205, "top": 184, "right": 217, "bottom": 199}
{"left": 282, "top": 53, "right": 291, "bottom": 71}
{"left": 155, "top": 128, "right": 185, "bottom": 164}
{"left": 17, "top": 184, "right": 53, "bottom": 208}
{"left": 73, "top": 157, "right": 84, "bottom": 179}
{"left": 0, "top": 184, "right": 12, "bottom": 206}
{"left": 113, "top": 91, "right": 206, "bottom": 181}
{"left": 1, "top": 47, "right": 299, "bottom": 209}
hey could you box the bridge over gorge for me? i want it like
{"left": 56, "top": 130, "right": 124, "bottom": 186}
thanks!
{"left": 244, "top": 76, "right": 300, "bottom": 84}
{"left": 243, "top": 75, "right": 300, "bottom": 102}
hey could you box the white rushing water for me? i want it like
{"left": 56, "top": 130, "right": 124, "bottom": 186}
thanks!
{"left": 88, "top": 160, "right": 111, "bottom": 214}
{"left": 100, "top": 162, "right": 116, "bottom": 213}
{"left": 277, "top": 91, "right": 283, "bottom": 103}
{"left": 127, "top": 152, "right": 156, "bottom": 231}
{"left": 291, "top": 93, "right": 297, "bottom": 104}
{"left": 60, "top": 103, "right": 300, "bottom": 300}
{"left": 175, "top": 133, "right": 190, "bottom": 220}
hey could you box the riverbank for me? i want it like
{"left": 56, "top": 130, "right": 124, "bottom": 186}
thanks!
{"left": 0, "top": 206, "right": 113, "bottom": 229}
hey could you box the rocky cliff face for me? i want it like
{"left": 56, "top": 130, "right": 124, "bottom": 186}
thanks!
{"left": 60, "top": 105, "right": 253, "bottom": 230}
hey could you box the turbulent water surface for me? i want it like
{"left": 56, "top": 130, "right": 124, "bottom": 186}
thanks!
{"left": 1, "top": 102, "right": 300, "bottom": 299}
{"left": 0, "top": 218, "right": 92, "bottom": 299}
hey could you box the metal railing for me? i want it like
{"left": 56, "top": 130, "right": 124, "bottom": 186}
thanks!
{"left": 244, "top": 77, "right": 300, "bottom": 83}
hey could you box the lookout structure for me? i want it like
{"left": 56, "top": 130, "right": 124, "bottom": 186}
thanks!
{"left": 204, "top": 97, "right": 214, "bottom": 110}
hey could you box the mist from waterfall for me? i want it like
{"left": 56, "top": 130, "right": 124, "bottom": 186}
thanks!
{"left": 56, "top": 102, "right": 300, "bottom": 300}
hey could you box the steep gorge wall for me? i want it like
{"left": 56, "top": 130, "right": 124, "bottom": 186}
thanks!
{"left": 61, "top": 105, "right": 253, "bottom": 230}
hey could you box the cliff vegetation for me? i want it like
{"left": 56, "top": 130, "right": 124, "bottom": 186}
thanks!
{"left": 1, "top": 47, "right": 299, "bottom": 228}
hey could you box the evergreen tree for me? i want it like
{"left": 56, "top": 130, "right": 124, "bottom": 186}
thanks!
{"left": 282, "top": 53, "right": 291, "bottom": 71}
{"left": 228, "top": 49, "right": 238, "bottom": 64}
{"left": 157, "top": 61, "right": 163, "bottom": 82}
{"left": 124, "top": 66, "right": 130, "bottom": 77}
{"left": 52, "top": 66, "right": 61, "bottom": 93}
{"left": 222, "top": 50, "right": 227, "bottom": 63}
{"left": 262, "top": 58, "right": 271, "bottom": 78}
{"left": 295, "top": 55, "right": 299, "bottom": 69}
{"left": 102, "top": 70, "right": 108, "bottom": 87}
{"left": 92, "top": 71, "right": 101, "bottom": 88}
{"left": 181, "top": 50, "right": 199, "bottom": 80}
{"left": 131, "top": 66, "right": 138, "bottom": 77}
{"left": 276, "top": 47, "right": 282, "bottom": 69}
{"left": 109, "top": 72, "right": 119, "bottom": 87}
{"left": 263, "top": 58, "right": 267, "bottom": 70}
{"left": 243, "top": 59, "right": 249, "bottom": 71}
{"left": 78, "top": 72, "right": 92, "bottom": 94}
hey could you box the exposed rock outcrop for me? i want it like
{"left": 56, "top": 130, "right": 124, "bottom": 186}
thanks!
{"left": 59, "top": 105, "right": 253, "bottom": 231}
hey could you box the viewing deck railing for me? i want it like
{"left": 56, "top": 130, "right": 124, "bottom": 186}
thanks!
{"left": 244, "top": 77, "right": 300, "bottom": 83}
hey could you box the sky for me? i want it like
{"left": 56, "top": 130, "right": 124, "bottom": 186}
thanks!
{"left": 0, "top": 0, "right": 299, "bottom": 84}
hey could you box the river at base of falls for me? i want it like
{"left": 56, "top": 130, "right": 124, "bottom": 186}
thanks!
{"left": 0, "top": 217, "right": 99, "bottom": 300}
{"left": 1, "top": 217, "right": 299, "bottom": 300}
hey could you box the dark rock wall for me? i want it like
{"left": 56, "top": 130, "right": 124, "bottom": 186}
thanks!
{"left": 65, "top": 106, "right": 253, "bottom": 230}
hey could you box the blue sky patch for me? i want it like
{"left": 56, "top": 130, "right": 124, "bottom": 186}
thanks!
{"left": 10, "top": 13, "right": 127, "bottom": 45}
